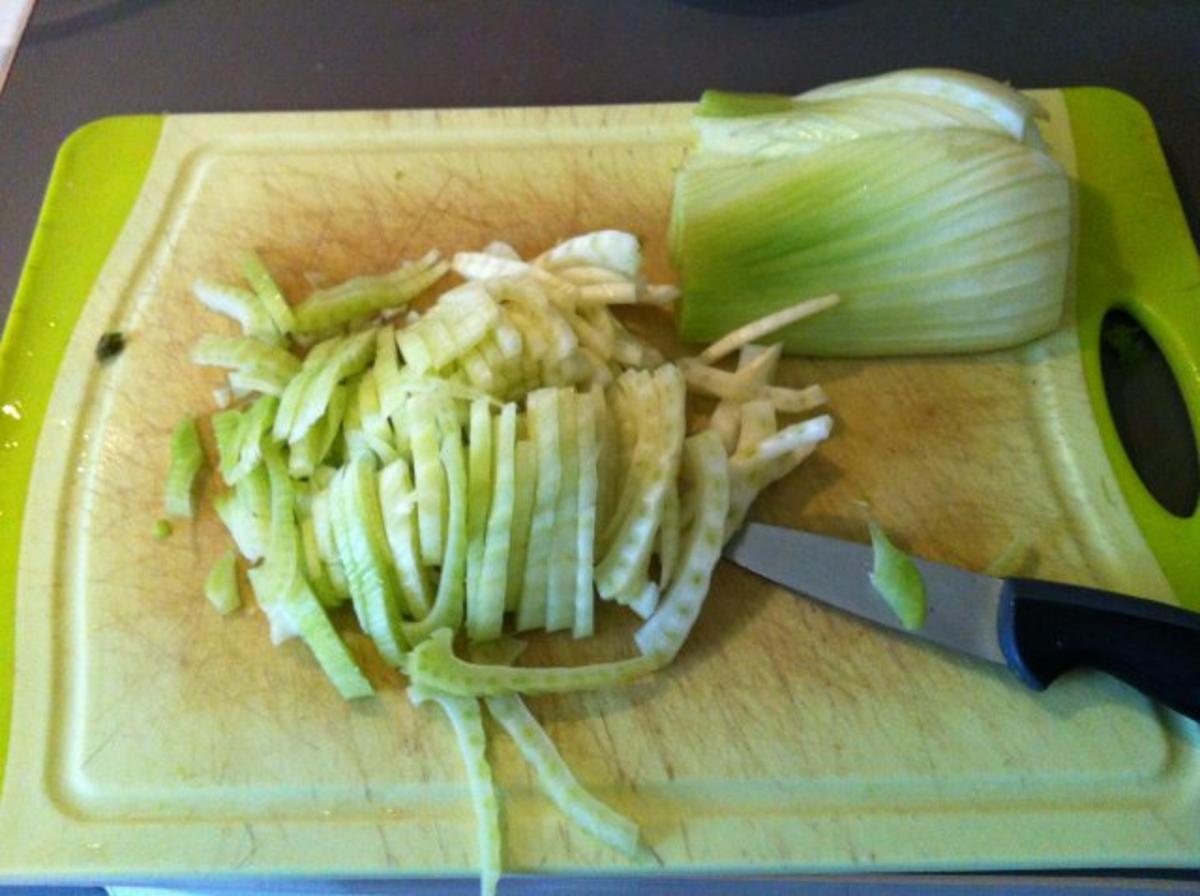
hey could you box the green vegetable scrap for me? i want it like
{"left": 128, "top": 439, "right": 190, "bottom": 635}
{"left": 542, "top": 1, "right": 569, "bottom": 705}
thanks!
{"left": 868, "top": 519, "right": 928, "bottom": 631}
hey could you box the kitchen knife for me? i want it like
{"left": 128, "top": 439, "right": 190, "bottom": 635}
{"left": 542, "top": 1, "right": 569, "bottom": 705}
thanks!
{"left": 724, "top": 522, "right": 1200, "bottom": 721}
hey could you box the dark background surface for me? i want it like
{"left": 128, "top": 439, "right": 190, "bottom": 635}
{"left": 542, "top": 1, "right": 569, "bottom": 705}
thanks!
{"left": 1, "top": 0, "right": 1199, "bottom": 893}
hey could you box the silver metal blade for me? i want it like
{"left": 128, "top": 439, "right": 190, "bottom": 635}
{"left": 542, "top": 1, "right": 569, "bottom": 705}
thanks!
{"left": 724, "top": 522, "right": 1007, "bottom": 666}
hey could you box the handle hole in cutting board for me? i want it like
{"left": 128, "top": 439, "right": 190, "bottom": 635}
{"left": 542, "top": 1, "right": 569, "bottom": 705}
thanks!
{"left": 1100, "top": 309, "right": 1199, "bottom": 518}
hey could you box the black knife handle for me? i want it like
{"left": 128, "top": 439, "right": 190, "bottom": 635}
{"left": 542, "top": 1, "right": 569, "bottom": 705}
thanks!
{"left": 998, "top": 578, "right": 1200, "bottom": 722}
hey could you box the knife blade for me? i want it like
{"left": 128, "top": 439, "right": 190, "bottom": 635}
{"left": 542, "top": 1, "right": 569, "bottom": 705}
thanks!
{"left": 724, "top": 522, "right": 1200, "bottom": 721}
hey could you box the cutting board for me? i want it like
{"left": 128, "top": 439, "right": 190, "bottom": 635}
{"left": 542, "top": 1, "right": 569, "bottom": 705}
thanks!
{"left": 1, "top": 88, "right": 1198, "bottom": 880}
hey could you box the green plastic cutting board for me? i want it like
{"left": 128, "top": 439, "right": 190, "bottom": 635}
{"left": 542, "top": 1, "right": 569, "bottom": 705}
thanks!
{"left": 0, "top": 89, "right": 1196, "bottom": 879}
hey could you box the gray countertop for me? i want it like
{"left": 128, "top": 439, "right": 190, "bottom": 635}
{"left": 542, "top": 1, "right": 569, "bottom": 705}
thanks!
{"left": 1, "top": 1, "right": 1198, "bottom": 893}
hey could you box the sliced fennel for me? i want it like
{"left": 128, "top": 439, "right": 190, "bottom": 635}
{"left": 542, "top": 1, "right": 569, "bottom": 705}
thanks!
{"left": 465, "top": 399, "right": 494, "bottom": 637}
{"left": 256, "top": 441, "right": 373, "bottom": 698}
{"left": 192, "top": 278, "right": 278, "bottom": 344}
{"left": 177, "top": 228, "right": 845, "bottom": 896}
{"left": 546, "top": 388, "right": 580, "bottom": 633}
{"left": 539, "top": 230, "right": 642, "bottom": 279}
{"left": 164, "top": 417, "right": 204, "bottom": 518}
{"left": 635, "top": 431, "right": 731, "bottom": 659}
{"left": 204, "top": 550, "right": 242, "bottom": 615}
{"left": 516, "top": 388, "right": 561, "bottom": 632}
{"left": 299, "top": 510, "right": 343, "bottom": 608}
{"left": 191, "top": 335, "right": 300, "bottom": 394}
{"left": 272, "top": 336, "right": 341, "bottom": 441}
{"left": 408, "top": 629, "right": 661, "bottom": 697}
{"left": 330, "top": 455, "right": 410, "bottom": 665}
{"left": 409, "top": 392, "right": 448, "bottom": 567}
{"left": 263, "top": 570, "right": 375, "bottom": 700}
{"left": 241, "top": 250, "right": 297, "bottom": 336}
{"left": 378, "top": 458, "right": 433, "bottom": 618}
{"left": 402, "top": 429, "right": 468, "bottom": 645}
{"left": 473, "top": 404, "right": 517, "bottom": 642}
{"left": 289, "top": 329, "right": 376, "bottom": 442}
{"left": 185, "top": 231, "right": 832, "bottom": 682}
{"left": 408, "top": 689, "right": 500, "bottom": 896}
{"left": 504, "top": 439, "right": 537, "bottom": 613}
{"left": 292, "top": 251, "right": 448, "bottom": 334}
{"left": 486, "top": 693, "right": 640, "bottom": 856}
{"left": 572, "top": 392, "right": 600, "bottom": 638}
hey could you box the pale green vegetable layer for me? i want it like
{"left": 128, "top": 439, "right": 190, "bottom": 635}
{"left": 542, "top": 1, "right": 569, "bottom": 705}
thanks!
{"left": 409, "top": 688, "right": 500, "bottom": 896}
{"left": 673, "top": 69, "right": 1070, "bottom": 356}
{"left": 164, "top": 417, "right": 204, "bottom": 518}
{"left": 204, "top": 550, "right": 242, "bottom": 615}
{"left": 486, "top": 693, "right": 640, "bottom": 856}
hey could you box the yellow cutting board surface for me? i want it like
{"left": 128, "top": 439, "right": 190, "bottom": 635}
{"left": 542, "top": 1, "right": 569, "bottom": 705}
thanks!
{"left": 0, "top": 94, "right": 1197, "bottom": 877}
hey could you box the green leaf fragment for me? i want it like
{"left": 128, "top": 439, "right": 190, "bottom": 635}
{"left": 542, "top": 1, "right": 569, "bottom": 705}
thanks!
{"left": 867, "top": 520, "right": 927, "bottom": 631}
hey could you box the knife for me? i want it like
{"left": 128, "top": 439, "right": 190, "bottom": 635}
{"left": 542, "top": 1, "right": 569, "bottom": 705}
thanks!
{"left": 724, "top": 522, "right": 1200, "bottom": 721}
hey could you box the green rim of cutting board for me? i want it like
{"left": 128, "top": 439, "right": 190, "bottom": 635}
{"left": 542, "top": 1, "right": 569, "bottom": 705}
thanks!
{"left": 0, "top": 114, "right": 164, "bottom": 794}
{"left": 1066, "top": 87, "right": 1200, "bottom": 607}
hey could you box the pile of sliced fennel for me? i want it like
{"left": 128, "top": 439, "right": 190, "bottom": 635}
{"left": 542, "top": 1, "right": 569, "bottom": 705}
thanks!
{"left": 164, "top": 230, "right": 834, "bottom": 895}
{"left": 671, "top": 68, "right": 1072, "bottom": 356}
